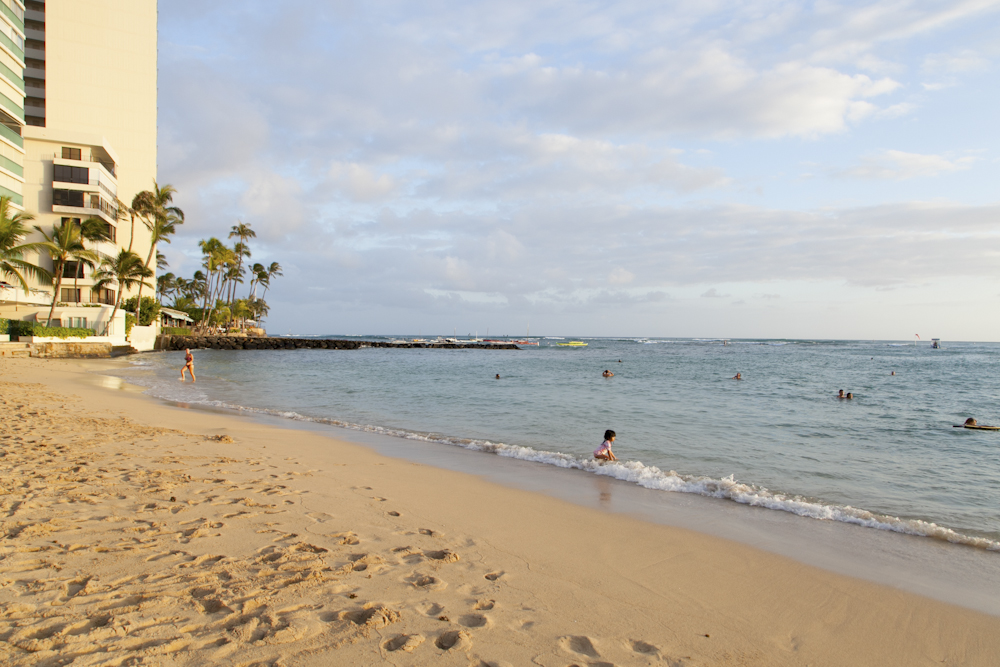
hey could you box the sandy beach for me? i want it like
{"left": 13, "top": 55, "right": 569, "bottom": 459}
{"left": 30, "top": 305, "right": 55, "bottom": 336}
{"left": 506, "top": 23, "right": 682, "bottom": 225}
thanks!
{"left": 1, "top": 356, "right": 998, "bottom": 666}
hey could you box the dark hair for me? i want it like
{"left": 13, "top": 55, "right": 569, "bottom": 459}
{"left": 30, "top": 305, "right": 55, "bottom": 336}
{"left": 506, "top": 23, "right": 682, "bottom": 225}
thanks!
{"left": 965, "top": 417, "right": 977, "bottom": 426}
{"left": 604, "top": 429, "right": 616, "bottom": 440}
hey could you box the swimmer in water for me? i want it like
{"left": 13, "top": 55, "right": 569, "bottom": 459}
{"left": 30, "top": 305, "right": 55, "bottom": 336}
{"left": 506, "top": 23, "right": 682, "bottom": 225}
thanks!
{"left": 495, "top": 374, "right": 500, "bottom": 379}
{"left": 838, "top": 389, "right": 845, "bottom": 398}
{"left": 603, "top": 370, "right": 614, "bottom": 377}
{"left": 180, "top": 348, "right": 196, "bottom": 383}
{"left": 891, "top": 371, "right": 895, "bottom": 375}
{"left": 965, "top": 417, "right": 977, "bottom": 426}
{"left": 732, "top": 372, "right": 742, "bottom": 380}
{"left": 594, "top": 430, "right": 617, "bottom": 461}
{"left": 846, "top": 392, "right": 854, "bottom": 399}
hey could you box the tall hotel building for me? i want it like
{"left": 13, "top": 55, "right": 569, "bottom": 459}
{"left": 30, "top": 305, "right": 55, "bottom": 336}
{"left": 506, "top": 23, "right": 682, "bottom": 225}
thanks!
{"left": 0, "top": 0, "right": 157, "bottom": 333}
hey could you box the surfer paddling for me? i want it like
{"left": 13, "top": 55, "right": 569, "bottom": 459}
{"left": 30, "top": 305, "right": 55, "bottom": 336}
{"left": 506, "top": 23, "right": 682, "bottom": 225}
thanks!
{"left": 594, "top": 430, "right": 617, "bottom": 461}
{"left": 603, "top": 370, "right": 614, "bottom": 377}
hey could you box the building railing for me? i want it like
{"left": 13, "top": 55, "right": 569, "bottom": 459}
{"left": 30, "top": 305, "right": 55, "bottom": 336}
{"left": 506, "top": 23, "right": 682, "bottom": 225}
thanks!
{"left": 0, "top": 1, "right": 23, "bottom": 29}
{"left": 0, "top": 152, "right": 21, "bottom": 176}
{"left": 52, "top": 152, "right": 115, "bottom": 177}
{"left": 0, "top": 121, "right": 22, "bottom": 148}
{"left": 0, "top": 58, "right": 22, "bottom": 91}
{"left": 0, "top": 25, "right": 23, "bottom": 60}
{"left": 52, "top": 174, "right": 117, "bottom": 200}
{"left": 0, "top": 89, "right": 22, "bottom": 120}
{"left": 0, "top": 182, "right": 21, "bottom": 206}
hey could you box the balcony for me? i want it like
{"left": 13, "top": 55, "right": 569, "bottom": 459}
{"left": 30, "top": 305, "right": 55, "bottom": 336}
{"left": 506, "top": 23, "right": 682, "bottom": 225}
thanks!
{"left": 0, "top": 1, "right": 24, "bottom": 28}
{"left": 0, "top": 58, "right": 22, "bottom": 92}
{"left": 52, "top": 189, "right": 117, "bottom": 223}
{"left": 0, "top": 120, "right": 21, "bottom": 147}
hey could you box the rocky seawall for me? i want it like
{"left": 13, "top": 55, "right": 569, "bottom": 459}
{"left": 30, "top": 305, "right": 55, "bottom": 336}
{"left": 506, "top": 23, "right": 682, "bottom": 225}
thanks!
{"left": 155, "top": 336, "right": 519, "bottom": 351}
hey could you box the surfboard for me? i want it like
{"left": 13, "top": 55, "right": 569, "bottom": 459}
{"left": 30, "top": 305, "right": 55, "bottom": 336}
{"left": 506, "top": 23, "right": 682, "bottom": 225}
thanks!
{"left": 953, "top": 425, "right": 1000, "bottom": 430}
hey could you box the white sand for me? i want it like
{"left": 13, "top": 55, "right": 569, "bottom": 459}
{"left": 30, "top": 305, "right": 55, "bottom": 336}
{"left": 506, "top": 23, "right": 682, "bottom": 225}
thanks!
{"left": 1, "top": 356, "right": 998, "bottom": 666}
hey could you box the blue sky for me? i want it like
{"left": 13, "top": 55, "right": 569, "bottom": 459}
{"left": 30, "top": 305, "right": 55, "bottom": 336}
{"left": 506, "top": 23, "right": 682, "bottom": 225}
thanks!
{"left": 158, "top": 1, "right": 1000, "bottom": 339}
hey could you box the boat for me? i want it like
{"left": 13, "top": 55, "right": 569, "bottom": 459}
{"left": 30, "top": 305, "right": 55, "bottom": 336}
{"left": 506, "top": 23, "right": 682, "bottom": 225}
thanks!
{"left": 512, "top": 339, "right": 539, "bottom": 346}
{"left": 557, "top": 341, "right": 588, "bottom": 347}
{"left": 931, "top": 338, "right": 941, "bottom": 349}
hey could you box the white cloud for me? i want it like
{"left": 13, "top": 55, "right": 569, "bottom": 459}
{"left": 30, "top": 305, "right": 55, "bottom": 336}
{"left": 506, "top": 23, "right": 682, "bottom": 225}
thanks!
{"left": 609, "top": 268, "right": 635, "bottom": 285}
{"left": 838, "top": 150, "right": 978, "bottom": 180}
{"left": 701, "top": 288, "right": 730, "bottom": 298}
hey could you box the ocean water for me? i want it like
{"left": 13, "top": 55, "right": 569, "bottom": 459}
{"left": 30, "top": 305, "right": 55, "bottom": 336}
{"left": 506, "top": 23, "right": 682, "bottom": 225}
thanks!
{"left": 112, "top": 337, "right": 1000, "bottom": 551}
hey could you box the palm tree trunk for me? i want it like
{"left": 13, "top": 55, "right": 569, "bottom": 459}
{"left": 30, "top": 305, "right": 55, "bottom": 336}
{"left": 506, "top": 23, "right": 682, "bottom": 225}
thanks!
{"left": 106, "top": 286, "right": 124, "bottom": 337}
{"left": 127, "top": 211, "right": 136, "bottom": 253}
{"left": 45, "top": 260, "right": 65, "bottom": 326}
{"left": 133, "top": 242, "right": 156, "bottom": 325}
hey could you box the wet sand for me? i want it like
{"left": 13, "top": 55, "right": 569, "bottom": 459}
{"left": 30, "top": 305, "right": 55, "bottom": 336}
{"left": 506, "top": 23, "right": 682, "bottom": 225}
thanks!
{"left": 1, "top": 356, "right": 997, "bottom": 666}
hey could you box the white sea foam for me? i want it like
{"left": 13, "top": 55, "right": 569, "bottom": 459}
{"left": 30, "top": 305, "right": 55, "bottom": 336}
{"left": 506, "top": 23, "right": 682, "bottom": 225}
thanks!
{"left": 132, "top": 386, "right": 999, "bottom": 552}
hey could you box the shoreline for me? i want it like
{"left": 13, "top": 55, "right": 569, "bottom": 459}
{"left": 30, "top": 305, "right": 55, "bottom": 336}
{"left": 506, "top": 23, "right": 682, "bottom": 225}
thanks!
{"left": 2, "top": 356, "right": 999, "bottom": 665}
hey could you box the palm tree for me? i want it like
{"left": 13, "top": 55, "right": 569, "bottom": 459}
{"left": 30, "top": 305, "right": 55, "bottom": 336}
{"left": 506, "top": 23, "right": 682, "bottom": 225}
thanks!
{"left": 133, "top": 185, "right": 183, "bottom": 313}
{"left": 34, "top": 220, "right": 100, "bottom": 326}
{"left": 260, "top": 261, "right": 283, "bottom": 301}
{"left": 248, "top": 261, "right": 265, "bottom": 299}
{"left": 92, "top": 250, "right": 153, "bottom": 336}
{"left": 157, "top": 272, "right": 177, "bottom": 302}
{"left": 68, "top": 217, "right": 113, "bottom": 304}
{"left": 227, "top": 221, "right": 255, "bottom": 304}
{"left": 126, "top": 191, "right": 154, "bottom": 253}
{"left": 0, "top": 196, "right": 50, "bottom": 294}
{"left": 196, "top": 237, "right": 231, "bottom": 330}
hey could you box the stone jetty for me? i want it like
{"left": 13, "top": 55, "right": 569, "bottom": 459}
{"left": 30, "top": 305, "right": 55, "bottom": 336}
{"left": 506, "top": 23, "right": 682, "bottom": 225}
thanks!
{"left": 156, "top": 336, "right": 519, "bottom": 351}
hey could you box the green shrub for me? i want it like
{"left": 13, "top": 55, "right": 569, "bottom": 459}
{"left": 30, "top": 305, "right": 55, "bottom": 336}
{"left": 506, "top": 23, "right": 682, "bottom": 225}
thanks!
{"left": 125, "top": 313, "right": 136, "bottom": 336}
{"left": 0, "top": 318, "right": 7, "bottom": 335}
{"left": 162, "top": 327, "right": 191, "bottom": 336}
{"left": 123, "top": 296, "right": 161, "bottom": 326}
{"left": 12, "top": 322, "right": 95, "bottom": 339}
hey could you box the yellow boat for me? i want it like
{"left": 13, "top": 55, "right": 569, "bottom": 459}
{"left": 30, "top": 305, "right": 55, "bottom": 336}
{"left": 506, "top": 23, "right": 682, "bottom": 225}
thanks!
{"left": 557, "top": 341, "right": 588, "bottom": 347}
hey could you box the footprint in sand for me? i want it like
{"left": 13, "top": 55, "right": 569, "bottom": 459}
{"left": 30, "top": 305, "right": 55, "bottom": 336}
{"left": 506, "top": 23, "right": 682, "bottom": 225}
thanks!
{"left": 559, "top": 635, "right": 601, "bottom": 658}
{"left": 474, "top": 599, "right": 495, "bottom": 610}
{"left": 630, "top": 639, "right": 661, "bottom": 657}
{"left": 435, "top": 629, "right": 471, "bottom": 651}
{"left": 406, "top": 572, "right": 446, "bottom": 590}
{"left": 384, "top": 633, "right": 425, "bottom": 653}
{"left": 417, "top": 601, "right": 445, "bottom": 617}
{"left": 458, "top": 613, "right": 489, "bottom": 628}
{"left": 484, "top": 571, "right": 504, "bottom": 581}
{"left": 424, "top": 549, "right": 460, "bottom": 563}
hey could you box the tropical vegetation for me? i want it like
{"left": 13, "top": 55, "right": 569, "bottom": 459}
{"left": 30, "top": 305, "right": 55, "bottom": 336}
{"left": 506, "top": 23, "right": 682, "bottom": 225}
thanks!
{"left": 0, "top": 196, "right": 50, "bottom": 293}
{"left": 157, "top": 220, "right": 282, "bottom": 332}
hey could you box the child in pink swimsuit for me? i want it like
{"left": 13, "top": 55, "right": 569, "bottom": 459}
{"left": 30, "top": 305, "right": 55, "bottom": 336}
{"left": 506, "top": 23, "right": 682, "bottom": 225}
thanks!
{"left": 594, "top": 430, "right": 617, "bottom": 461}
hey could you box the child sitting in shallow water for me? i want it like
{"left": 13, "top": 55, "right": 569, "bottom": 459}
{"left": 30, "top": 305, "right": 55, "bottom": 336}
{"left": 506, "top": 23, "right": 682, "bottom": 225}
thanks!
{"left": 594, "top": 430, "right": 618, "bottom": 461}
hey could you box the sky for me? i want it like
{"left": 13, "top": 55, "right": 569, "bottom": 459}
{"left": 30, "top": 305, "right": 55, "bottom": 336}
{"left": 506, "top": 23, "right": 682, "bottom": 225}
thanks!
{"left": 157, "top": 0, "right": 1000, "bottom": 340}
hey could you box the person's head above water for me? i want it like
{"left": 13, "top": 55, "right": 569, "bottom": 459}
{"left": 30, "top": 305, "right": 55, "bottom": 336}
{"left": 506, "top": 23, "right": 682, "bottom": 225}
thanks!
{"left": 838, "top": 389, "right": 845, "bottom": 397}
{"left": 846, "top": 392, "right": 853, "bottom": 399}
{"left": 495, "top": 374, "right": 500, "bottom": 379}
{"left": 965, "top": 417, "right": 977, "bottom": 426}
{"left": 604, "top": 429, "right": 616, "bottom": 441}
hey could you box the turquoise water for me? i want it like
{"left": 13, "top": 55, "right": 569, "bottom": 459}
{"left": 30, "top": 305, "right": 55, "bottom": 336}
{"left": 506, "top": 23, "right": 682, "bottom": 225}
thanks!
{"left": 115, "top": 338, "right": 1000, "bottom": 550}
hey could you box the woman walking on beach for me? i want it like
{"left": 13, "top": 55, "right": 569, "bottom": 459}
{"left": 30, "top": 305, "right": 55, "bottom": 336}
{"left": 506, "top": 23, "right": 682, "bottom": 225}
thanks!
{"left": 180, "top": 348, "right": 196, "bottom": 383}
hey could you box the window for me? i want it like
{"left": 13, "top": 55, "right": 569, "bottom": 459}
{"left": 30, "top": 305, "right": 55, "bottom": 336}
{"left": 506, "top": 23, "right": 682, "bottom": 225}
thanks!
{"left": 25, "top": 57, "right": 45, "bottom": 71}
{"left": 61, "top": 147, "right": 81, "bottom": 160}
{"left": 60, "top": 288, "right": 81, "bottom": 302}
{"left": 65, "top": 317, "right": 88, "bottom": 329}
{"left": 53, "top": 189, "right": 84, "bottom": 207}
{"left": 62, "top": 262, "right": 84, "bottom": 279}
{"left": 105, "top": 223, "right": 116, "bottom": 243}
{"left": 53, "top": 164, "right": 89, "bottom": 184}
{"left": 92, "top": 287, "right": 115, "bottom": 305}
